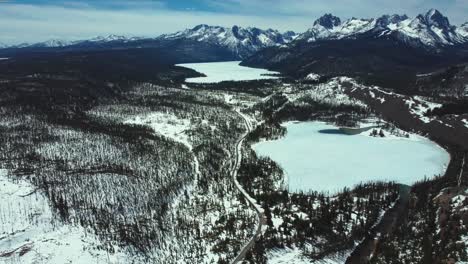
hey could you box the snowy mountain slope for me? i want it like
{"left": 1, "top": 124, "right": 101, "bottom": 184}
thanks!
{"left": 385, "top": 9, "right": 466, "bottom": 47}
{"left": 295, "top": 9, "right": 467, "bottom": 49}
{"left": 25, "top": 39, "right": 77, "bottom": 48}
{"left": 158, "top": 25, "right": 298, "bottom": 58}
{"left": 299, "top": 14, "right": 380, "bottom": 42}
{"left": 457, "top": 22, "right": 468, "bottom": 38}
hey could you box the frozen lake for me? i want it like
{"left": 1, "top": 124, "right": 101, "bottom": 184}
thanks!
{"left": 253, "top": 122, "right": 450, "bottom": 194}
{"left": 177, "top": 61, "right": 279, "bottom": 83}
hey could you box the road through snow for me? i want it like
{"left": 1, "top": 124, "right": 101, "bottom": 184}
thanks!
{"left": 230, "top": 110, "right": 266, "bottom": 264}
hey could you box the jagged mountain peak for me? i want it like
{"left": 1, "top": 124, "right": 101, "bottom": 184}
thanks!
{"left": 375, "top": 14, "right": 409, "bottom": 28}
{"left": 192, "top": 24, "right": 213, "bottom": 30}
{"left": 314, "top": 14, "right": 342, "bottom": 29}
{"left": 159, "top": 25, "right": 298, "bottom": 58}
{"left": 295, "top": 9, "right": 465, "bottom": 49}
{"left": 457, "top": 22, "right": 468, "bottom": 37}
{"left": 417, "top": 8, "right": 452, "bottom": 29}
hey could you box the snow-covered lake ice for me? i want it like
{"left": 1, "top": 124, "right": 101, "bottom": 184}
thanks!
{"left": 253, "top": 122, "right": 450, "bottom": 194}
{"left": 177, "top": 61, "right": 279, "bottom": 83}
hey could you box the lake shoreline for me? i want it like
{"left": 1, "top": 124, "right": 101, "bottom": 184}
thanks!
{"left": 252, "top": 121, "right": 450, "bottom": 194}
{"left": 177, "top": 61, "right": 280, "bottom": 83}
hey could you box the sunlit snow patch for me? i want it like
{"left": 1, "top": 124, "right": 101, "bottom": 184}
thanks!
{"left": 178, "top": 61, "right": 279, "bottom": 83}
{"left": 306, "top": 73, "right": 321, "bottom": 81}
{"left": 405, "top": 96, "right": 442, "bottom": 123}
{"left": 463, "top": 119, "right": 468, "bottom": 128}
{"left": 124, "top": 112, "right": 192, "bottom": 149}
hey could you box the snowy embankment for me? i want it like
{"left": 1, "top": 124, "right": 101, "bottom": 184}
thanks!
{"left": 0, "top": 169, "right": 127, "bottom": 263}
{"left": 177, "top": 61, "right": 280, "bottom": 83}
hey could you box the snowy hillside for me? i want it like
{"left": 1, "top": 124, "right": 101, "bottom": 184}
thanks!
{"left": 296, "top": 9, "right": 468, "bottom": 49}
{"left": 0, "top": 169, "right": 129, "bottom": 263}
{"left": 159, "top": 25, "right": 297, "bottom": 58}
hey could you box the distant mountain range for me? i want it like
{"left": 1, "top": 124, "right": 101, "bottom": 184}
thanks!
{"left": 3, "top": 9, "right": 467, "bottom": 53}
{"left": 1, "top": 9, "right": 467, "bottom": 73}
{"left": 240, "top": 9, "right": 468, "bottom": 91}
{"left": 295, "top": 9, "right": 467, "bottom": 49}
{"left": 1, "top": 27, "right": 297, "bottom": 59}
{"left": 8, "top": 35, "right": 145, "bottom": 49}
{"left": 157, "top": 25, "right": 297, "bottom": 58}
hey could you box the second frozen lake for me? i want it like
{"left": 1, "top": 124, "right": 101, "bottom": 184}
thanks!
{"left": 177, "top": 61, "right": 280, "bottom": 83}
{"left": 253, "top": 122, "right": 450, "bottom": 194}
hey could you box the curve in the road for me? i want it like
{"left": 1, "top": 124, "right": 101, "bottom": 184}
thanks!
{"left": 230, "top": 109, "right": 266, "bottom": 264}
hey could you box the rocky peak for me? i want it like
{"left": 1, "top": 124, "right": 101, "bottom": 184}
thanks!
{"left": 375, "top": 14, "right": 409, "bottom": 28}
{"left": 314, "top": 14, "right": 341, "bottom": 29}
{"left": 417, "top": 9, "right": 452, "bottom": 29}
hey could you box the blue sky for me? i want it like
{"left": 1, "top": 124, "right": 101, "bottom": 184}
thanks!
{"left": 0, "top": 0, "right": 467, "bottom": 44}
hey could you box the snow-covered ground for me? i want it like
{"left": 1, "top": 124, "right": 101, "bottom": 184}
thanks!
{"left": 0, "top": 169, "right": 128, "bottom": 263}
{"left": 124, "top": 112, "right": 193, "bottom": 149}
{"left": 268, "top": 246, "right": 350, "bottom": 264}
{"left": 285, "top": 77, "right": 368, "bottom": 109}
{"left": 462, "top": 119, "right": 468, "bottom": 128}
{"left": 177, "top": 61, "right": 279, "bottom": 83}
{"left": 253, "top": 122, "right": 450, "bottom": 194}
{"left": 405, "top": 96, "right": 442, "bottom": 123}
{"left": 306, "top": 73, "right": 321, "bottom": 81}
{"left": 124, "top": 112, "right": 201, "bottom": 178}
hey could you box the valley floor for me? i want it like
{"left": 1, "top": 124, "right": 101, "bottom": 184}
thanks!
{"left": 0, "top": 64, "right": 467, "bottom": 264}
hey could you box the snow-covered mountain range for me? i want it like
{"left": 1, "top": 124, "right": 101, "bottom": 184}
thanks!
{"left": 158, "top": 25, "right": 298, "bottom": 58}
{"left": 1, "top": 9, "right": 466, "bottom": 57}
{"left": 2, "top": 27, "right": 297, "bottom": 59}
{"left": 297, "top": 9, "right": 467, "bottom": 49}
{"left": 8, "top": 35, "right": 145, "bottom": 49}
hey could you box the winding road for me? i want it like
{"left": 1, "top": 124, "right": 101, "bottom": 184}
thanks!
{"left": 230, "top": 110, "right": 266, "bottom": 264}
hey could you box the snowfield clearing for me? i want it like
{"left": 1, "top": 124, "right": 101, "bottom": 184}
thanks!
{"left": 267, "top": 246, "right": 350, "bottom": 264}
{"left": 124, "top": 112, "right": 193, "bottom": 149}
{"left": 177, "top": 61, "right": 279, "bottom": 83}
{"left": 253, "top": 122, "right": 450, "bottom": 194}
